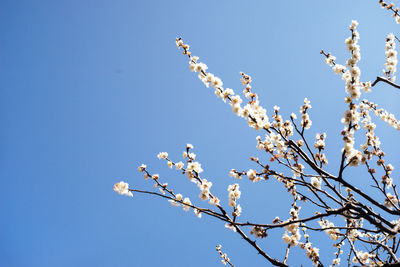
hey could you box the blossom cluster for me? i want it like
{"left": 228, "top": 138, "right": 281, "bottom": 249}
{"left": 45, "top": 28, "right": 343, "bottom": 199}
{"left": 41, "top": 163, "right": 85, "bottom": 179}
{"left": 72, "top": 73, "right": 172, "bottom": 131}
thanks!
{"left": 168, "top": 193, "right": 192, "bottom": 212}
{"left": 384, "top": 192, "right": 398, "bottom": 208}
{"left": 324, "top": 21, "right": 376, "bottom": 167}
{"left": 352, "top": 251, "right": 376, "bottom": 266}
{"left": 113, "top": 181, "right": 133, "bottom": 197}
{"left": 359, "top": 101, "right": 381, "bottom": 158}
{"left": 310, "top": 176, "right": 322, "bottom": 189}
{"left": 250, "top": 226, "right": 268, "bottom": 238}
{"left": 216, "top": 245, "right": 234, "bottom": 266}
{"left": 384, "top": 33, "right": 398, "bottom": 81}
{"left": 139, "top": 156, "right": 204, "bottom": 217}
{"left": 175, "top": 38, "right": 271, "bottom": 132}
{"left": 282, "top": 206, "right": 302, "bottom": 247}
{"left": 361, "top": 99, "right": 400, "bottom": 130}
{"left": 282, "top": 229, "right": 301, "bottom": 247}
{"left": 318, "top": 219, "right": 340, "bottom": 241}
{"left": 379, "top": 0, "right": 400, "bottom": 24}
{"left": 344, "top": 20, "right": 364, "bottom": 100}
{"left": 324, "top": 52, "right": 346, "bottom": 75}
{"left": 159, "top": 145, "right": 222, "bottom": 210}
{"left": 314, "top": 133, "right": 328, "bottom": 166}
{"left": 227, "top": 184, "right": 241, "bottom": 210}
{"left": 299, "top": 98, "right": 312, "bottom": 130}
{"left": 246, "top": 169, "right": 262, "bottom": 183}
{"left": 299, "top": 242, "right": 320, "bottom": 266}
{"left": 256, "top": 132, "right": 288, "bottom": 158}
{"left": 115, "top": 13, "right": 400, "bottom": 265}
{"left": 272, "top": 105, "right": 294, "bottom": 138}
{"left": 153, "top": 144, "right": 260, "bottom": 223}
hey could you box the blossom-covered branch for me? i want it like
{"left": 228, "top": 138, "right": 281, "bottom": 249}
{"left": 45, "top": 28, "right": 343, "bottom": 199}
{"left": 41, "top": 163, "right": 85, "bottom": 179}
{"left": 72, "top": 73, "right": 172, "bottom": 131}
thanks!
{"left": 115, "top": 9, "right": 400, "bottom": 267}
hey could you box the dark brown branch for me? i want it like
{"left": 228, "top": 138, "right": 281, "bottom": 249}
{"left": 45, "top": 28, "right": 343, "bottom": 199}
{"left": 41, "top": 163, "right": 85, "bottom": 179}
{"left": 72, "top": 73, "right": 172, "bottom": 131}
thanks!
{"left": 372, "top": 76, "right": 400, "bottom": 90}
{"left": 231, "top": 222, "right": 288, "bottom": 267}
{"left": 130, "top": 189, "right": 228, "bottom": 221}
{"left": 235, "top": 206, "right": 349, "bottom": 228}
{"left": 356, "top": 237, "right": 399, "bottom": 263}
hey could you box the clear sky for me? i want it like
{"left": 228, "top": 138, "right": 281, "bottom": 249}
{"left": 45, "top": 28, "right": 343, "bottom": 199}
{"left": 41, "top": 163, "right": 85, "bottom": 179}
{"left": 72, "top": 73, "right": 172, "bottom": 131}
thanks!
{"left": 1, "top": 0, "right": 400, "bottom": 266}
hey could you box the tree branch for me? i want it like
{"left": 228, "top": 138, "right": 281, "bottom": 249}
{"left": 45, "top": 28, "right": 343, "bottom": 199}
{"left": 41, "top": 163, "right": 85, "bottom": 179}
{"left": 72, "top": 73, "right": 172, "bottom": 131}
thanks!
{"left": 371, "top": 76, "right": 400, "bottom": 90}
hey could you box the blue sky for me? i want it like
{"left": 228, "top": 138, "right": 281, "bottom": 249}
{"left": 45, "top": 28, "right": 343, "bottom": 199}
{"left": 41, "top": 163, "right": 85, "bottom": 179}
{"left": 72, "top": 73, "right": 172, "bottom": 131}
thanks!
{"left": 1, "top": 0, "right": 400, "bottom": 266}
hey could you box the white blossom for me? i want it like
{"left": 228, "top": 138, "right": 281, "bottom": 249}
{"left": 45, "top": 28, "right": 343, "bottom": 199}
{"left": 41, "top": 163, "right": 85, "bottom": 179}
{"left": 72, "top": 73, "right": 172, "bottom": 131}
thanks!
{"left": 186, "top": 143, "right": 194, "bottom": 149}
{"left": 169, "top": 193, "right": 183, "bottom": 207}
{"left": 384, "top": 33, "right": 398, "bottom": 81}
{"left": 182, "top": 197, "right": 192, "bottom": 211}
{"left": 311, "top": 177, "right": 322, "bottom": 190}
{"left": 113, "top": 181, "right": 133, "bottom": 197}
{"left": 186, "top": 161, "right": 203, "bottom": 174}
{"left": 175, "top": 161, "right": 184, "bottom": 170}
{"left": 193, "top": 208, "right": 202, "bottom": 218}
{"left": 138, "top": 164, "right": 146, "bottom": 172}
{"left": 157, "top": 152, "right": 168, "bottom": 159}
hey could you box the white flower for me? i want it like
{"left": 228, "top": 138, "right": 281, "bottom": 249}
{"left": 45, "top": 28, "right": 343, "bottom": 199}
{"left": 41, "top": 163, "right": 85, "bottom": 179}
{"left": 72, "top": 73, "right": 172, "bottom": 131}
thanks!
{"left": 195, "top": 62, "right": 207, "bottom": 72}
{"left": 222, "top": 88, "right": 234, "bottom": 102}
{"left": 186, "top": 143, "right": 194, "bottom": 149}
{"left": 250, "top": 226, "right": 268, "bottom": 238}
{"left": 387, "top": 163, "right": 394, "bottom": 172}
{"left": 199, "top": 191, "right": 209, "bottom": 201}
{"left": 224, "top": 223, "right": 237, "bottom": 232}
{"left": 363, "top": 81, "right": 371, "bottom": 92}
{"left": 138, "top": 164, "right": 146, "bottom": 172}
{"left": 325, "top": 55, "right": 336, "bottom": 66}
{"left": 194, "top": 208, "right": 202, "bottom": 218}
{"left": 167, "top": 161, "right": 173, "bottom": 168}
{"left": 230, "top": 95, "right": 242, "bottom": 105}
{"left": 233, "top": 204, "right": 242, "bottom": 217}
{"left": 113, "top": 181, "right": 133, "bottom": 197}
{"left": 211, "top": 76, "right": 223, "bottom": 88}
{"left": 282, "top": 232, "right": 291, "bottom": 244}
{"left": 342, "top": 71, "right": 351, "bottom": 81}
{"left": 229, "top": 169, "right": 240, "bottom": 179}
{"left": 384, "top": 33, "right": 398, "bottom": 79}
{"left": 182, "top": 197, "right": 192, "bottom": 211}
{"left": 301, "top": 113, "right": 312, "bottom": 130}
{"left": 187, "top": 161, "right": 203, "bottom": 173}
{"left": 157, "top": 152, "right": 168, "bottom": 159}
{"left": 284, "top": 221, "right": 300, "bottom": 234}
{"left": 227, "top": 184, "right": 241, "bottom": 207}
{"left": 246, "top": 169, "right": 257, "bottom": 181}
{"left": 188, "top": 152, "right": 196, "bottom": 160}
{"left": 384, "top": 193, "right": 398, "bottom": 208}
{"left": 206, "top": 72, "right": 214, "bottom": 82}
{"left": 175, "top": 161, "right": 184, "bottom": 170}
{"left": 186, "top": 171, "right": 195, "bottom": 182}
{"left": 292, "top": 163, "right": 304, "bottom": 177}
{"left": 352, "top": 251, "right": 371, "bottom": 265}
{"left": 169, "top": 193, "right": 183, "bottom": 207}
{"left": 189, "top": 62, "right": 196, "bottom": 72}
{"left": 333, "top": 64, "right": 345, "bottom": 74}
{"left": 175, "top": 39, "right": 183, "bottom": 47}
{"left": 209, "top": 196, "right": 220, "bottom": 206}
{"left": 198, "top": 179, "right": 212, "bottom": 192}
{"left": 232, "top": 104, "right": 242, "bottom": 116}
{"left": 350, "top": 20, "right": 358, "bottom": 30}
{"left": 319, "top": 220, "right": 340, "bottom": 240}
{"left": 350, "top": 66, "right": 361, "bottom": 78}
